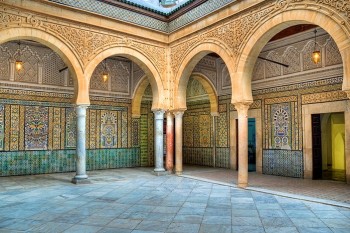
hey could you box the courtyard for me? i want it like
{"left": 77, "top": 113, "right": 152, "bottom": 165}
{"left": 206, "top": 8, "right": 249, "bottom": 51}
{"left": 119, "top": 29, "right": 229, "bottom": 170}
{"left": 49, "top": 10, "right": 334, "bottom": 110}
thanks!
{"left": 0, "top": 167, "right": 349, "bottom": 233}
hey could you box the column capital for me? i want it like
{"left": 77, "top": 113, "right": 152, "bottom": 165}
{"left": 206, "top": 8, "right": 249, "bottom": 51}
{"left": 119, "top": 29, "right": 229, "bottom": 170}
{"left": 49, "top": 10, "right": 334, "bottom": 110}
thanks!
{"left": 153, "top": 109, "right": 165, "bottom": 120}
{"left": 233, "top": 101, "right": 252, "bottom": 112}
{"left": 174, "top": 111, "right": 185, "bottom": 118}
{"left": 132, "top": 114, "right": 141, "bottom": 119}
{"left": 173, "top": 108, "right": 186, "bottom": 117}
{"left": 211, "top": 112, "right": 219, "bottom": 117}
{"left": 75, "top": 104, "right": 90, "bottom": 108}
{"left": 75, "top": 104, "right": 89, "bottom": 117}
{"left": 166, "top": 111, "right": 174, "bottom": 118}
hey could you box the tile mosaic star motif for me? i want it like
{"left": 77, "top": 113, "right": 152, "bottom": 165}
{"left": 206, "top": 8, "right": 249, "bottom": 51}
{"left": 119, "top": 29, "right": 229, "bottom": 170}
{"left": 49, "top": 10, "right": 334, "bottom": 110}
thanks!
{"left": 25, "top": 106, "right": 49, "bottom": 150}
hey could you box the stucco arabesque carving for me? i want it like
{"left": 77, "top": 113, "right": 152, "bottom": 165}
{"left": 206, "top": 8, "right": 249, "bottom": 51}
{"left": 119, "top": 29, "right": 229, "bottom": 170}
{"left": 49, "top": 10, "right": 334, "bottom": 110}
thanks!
{"left": 290, "top": 0, "right": 350, "bottom": 20}
{"left": 0, "top": 6, "right": 167, "bottom": 77}
{"left": 170, "top": 3, "right": 277, "bottom": 79}
{"left": 170, "top": 0, "right": 350, "bottom": 80}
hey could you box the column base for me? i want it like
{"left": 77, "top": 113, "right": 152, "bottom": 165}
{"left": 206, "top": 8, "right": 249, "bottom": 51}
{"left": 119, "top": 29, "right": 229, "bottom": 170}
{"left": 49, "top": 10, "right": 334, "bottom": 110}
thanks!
{"left": 175, "top": 171, "right": 182, "bottom": 176}
{"left": 153, "top": 170, "right": 168, "bottom": 176}
{"left": 238, "top": 183, "right": 248, "bottom": 189}
{"left": 347, "top": 174, "right": 350, "bottom": 185}
{"left": 166, "top": 169, "right": 174, "bottom": 174}
{"left": 71, "top": 174, "right": 90, "bottom": 184}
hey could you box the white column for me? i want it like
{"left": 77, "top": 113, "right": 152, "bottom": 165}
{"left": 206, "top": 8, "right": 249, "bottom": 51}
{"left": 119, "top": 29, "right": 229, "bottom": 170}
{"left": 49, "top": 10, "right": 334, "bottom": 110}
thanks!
{"left": 153, "top": 109, "right": 166, "bottom": 174}
{"left": 174, "top": 111, "right": 184, "bottom": 175}
{"left": 72, "top": 105, "right": 89, "bottom": 184}
{"left": 234, "top": 102, "right": 251, "bottom": 188}
{"left": 211, "top": 112, "right": 219, "bottom": 167}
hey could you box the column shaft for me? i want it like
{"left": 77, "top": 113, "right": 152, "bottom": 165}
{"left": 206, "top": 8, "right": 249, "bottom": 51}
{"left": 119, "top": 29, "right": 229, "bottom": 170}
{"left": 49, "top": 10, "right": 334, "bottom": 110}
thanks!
{"left": 72, "top": 105, "right": 89, "bottom": 184}
{"left": 154, "top": 110, "right": 165, "bottom": 173}
{"left": 235, "top": 103, "right": 251, "bottom": 188}
{"left": 174, "top": 111, "right": 184, "bottom": 175}
{"left": 166, "top": 112, "right": 174, "bottom": 172}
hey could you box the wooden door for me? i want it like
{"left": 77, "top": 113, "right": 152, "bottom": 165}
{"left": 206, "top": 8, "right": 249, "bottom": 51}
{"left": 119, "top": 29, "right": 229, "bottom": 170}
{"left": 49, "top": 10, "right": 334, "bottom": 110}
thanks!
{"left": 312, "top": 114, "right": 322, "bottom": 179}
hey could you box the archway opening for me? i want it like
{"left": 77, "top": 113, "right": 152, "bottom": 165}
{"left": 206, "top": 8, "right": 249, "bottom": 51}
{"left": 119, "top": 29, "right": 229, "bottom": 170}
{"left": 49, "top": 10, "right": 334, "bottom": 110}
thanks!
{"left": 246, "top": 23, "right": 345, "bottom": 180}
{"left": 86, "top": 52, "right": 161, "bottom": 171}
{"left": 178, "top": 52, "right": 233, "bottom": 176}
{"left": 314, "top": 113, "right": 346, "bottom": 182}
{"left": 0, "top": 39, "right": 77, "bottom": 176}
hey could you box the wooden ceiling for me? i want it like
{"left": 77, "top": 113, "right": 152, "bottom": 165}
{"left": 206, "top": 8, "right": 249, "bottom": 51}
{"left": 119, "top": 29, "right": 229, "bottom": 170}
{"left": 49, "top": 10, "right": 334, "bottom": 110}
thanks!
{"left": 270, "top": 24, "right": 317, "bottom": 41}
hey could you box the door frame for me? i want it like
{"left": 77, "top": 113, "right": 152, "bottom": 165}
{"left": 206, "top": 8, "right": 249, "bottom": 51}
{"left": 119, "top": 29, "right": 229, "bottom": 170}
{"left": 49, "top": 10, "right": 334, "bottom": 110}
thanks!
{"left": 302, "top": 100, "right": 350, "bottom": 184}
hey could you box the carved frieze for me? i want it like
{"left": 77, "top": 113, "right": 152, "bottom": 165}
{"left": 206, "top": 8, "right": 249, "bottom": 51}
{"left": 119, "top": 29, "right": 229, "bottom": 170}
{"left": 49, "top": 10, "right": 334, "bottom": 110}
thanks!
{"left": 170, "top": 0, "right": 350, "bottom": 79}
{"left": 302, "top": 90, "right": 348, "bottom": 104}
{"left": 0, "top": 6, "right": 166, "bottom": 76}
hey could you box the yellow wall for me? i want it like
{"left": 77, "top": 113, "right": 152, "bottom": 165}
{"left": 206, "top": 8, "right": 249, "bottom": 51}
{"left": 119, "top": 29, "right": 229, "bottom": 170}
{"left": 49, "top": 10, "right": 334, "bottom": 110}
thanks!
{"left": 331, "top": 113, "right": 345, "bottom": 170}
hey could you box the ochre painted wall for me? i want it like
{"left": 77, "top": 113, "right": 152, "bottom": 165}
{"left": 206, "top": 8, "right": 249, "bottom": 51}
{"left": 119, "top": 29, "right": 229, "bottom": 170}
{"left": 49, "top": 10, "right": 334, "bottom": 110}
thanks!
{"left": 331, "top": 113, "right": 345, "bottom": 170}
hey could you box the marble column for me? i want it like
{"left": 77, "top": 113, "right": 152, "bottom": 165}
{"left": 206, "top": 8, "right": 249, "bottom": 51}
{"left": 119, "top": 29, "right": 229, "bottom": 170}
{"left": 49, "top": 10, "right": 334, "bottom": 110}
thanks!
{"left": 174, "top": 111, "right": 184, "bottom": 175}
{"left": 234, "top": 102, "right": 251, "bottom": 188}
{"left": 153, "top": 110, "right": 166, "bottom": 175}
{"left": 166, "top": 111, "right": 174, "bottom": 172}
{"left": 72, "top": 105, "right": 89, "bottom": 184}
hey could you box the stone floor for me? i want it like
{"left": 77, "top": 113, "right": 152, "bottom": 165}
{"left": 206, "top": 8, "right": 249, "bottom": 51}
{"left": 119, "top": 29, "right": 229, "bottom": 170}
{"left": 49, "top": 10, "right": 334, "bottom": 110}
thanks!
{"left": 182, "top": 166, "right": 350, "bottom": 206}
{"left": 0, "top": 167, "right": 349, "bottom": 233}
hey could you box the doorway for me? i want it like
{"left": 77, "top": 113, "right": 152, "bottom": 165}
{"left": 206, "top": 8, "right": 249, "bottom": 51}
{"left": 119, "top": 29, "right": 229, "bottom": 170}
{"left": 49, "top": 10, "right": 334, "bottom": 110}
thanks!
{"left": 248, "top": 118, "right": 256, "bottom": 172}
{"left": 312, "top": 113, "right": 345, "bottom": 182}
{"left": 235, "top": 118, "right": 256, "bottom": 172}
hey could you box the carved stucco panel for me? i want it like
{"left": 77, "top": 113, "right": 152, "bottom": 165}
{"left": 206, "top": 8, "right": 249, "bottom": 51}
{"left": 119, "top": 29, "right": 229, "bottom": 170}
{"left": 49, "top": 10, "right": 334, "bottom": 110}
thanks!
{"left": 0, "top": 7, "right": 166, "bottom": 77}
{"left": 170, "top": 0, "right": 350, "bottom": 79}
{"left": 170, "top": 3, "right": 279, "bottom": 78}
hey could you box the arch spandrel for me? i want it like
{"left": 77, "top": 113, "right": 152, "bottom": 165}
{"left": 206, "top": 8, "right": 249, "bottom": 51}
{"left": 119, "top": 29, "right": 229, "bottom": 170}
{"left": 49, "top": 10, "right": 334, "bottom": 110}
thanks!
{"left": 85, "top": 47, "right": 165, "bottom": 110}
{"left": 173, "top": 41, "right": 234, "bottom": 111}
{"left": 234, "top": 6, "right": 350, "bottom": 104}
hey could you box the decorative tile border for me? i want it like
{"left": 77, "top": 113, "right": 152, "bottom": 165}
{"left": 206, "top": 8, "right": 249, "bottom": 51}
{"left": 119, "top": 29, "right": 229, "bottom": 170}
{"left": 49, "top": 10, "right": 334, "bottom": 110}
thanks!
{"left": 0, "top": 148, "right": 140, "bottom": 176}
{"left": 263, "top": 149, "right": 303, "bottom": 178}
{"left": 216, "top": 147, "right": 230, "bottom": 168}
{"left": 183, "top": 147, "right": 213, "bottom": 167}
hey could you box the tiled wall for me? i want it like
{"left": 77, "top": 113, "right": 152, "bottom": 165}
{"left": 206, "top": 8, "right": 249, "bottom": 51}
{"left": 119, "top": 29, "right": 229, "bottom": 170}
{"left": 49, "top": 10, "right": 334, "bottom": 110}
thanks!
{"left": 0, "top": 90, "right": 142, "bottom": 176}
{"left": 0, "top": 148, "right": 140, "bottom": 176}
{"left": 183, "top": 91, "right": 231, "bottom": 168}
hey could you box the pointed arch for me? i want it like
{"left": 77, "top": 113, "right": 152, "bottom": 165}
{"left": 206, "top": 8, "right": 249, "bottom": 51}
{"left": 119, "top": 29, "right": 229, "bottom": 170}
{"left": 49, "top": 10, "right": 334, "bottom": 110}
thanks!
{"left": 174, "top": 41, "right": 234, "bottom": 110}
{"left": 132, "top": 76, "right": 150, "bottom": 117}
{"left": 234, "top": 8, "right": 350, "bottom": 104}
{"left": 191, "top": 72, "right": 218, "bottom": 114}
{"left": 0, "top": 27, "right": 87, "bottom": 104}
{"left": 85, "top": 47, "right": 164, "bottom": 110}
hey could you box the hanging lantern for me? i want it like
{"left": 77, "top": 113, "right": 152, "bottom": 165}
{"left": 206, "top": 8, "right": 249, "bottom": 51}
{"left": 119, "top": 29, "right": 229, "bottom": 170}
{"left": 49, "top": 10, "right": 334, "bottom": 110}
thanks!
{"left": 102, "top": 72, "right": 109, "bottom": 82}
{"left": 312, "top": 50, "right": 321, "bottom": 64}
{"left": 15, "top": 60, "right": 23, "bottom": 71}
{"left": 15, "top": 41, "right": 23, "bottom": 72}
{"left": 102, "top": 59, "right": 109, "bottom": 82}
{"left": 312, "top": 29, "right": 321, "bottom": 64}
